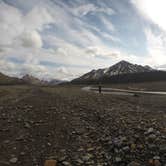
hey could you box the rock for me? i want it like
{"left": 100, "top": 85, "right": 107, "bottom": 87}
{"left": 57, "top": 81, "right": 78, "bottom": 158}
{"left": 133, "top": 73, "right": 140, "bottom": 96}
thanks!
{"left": 148, "top": 159, "right": 161, "bottom": 166}
{"left": 62, "top": 161, "right": 71, "bottom": 166}
{"left": 148, "top": 134, "right": 156, "bottom": 141}
{"left": 127, "top": 161, "right": 141, "bottom": 166}
{"left": 44, "top": 160, "right": 57, "bottom": 166}
{"left": 85, "top": 160, "right": 95, "bottom": 164}
{"left": 113, "top": 137, "right": 123, "bottom": 147}
{"left": 122, "top": 146, "right": 130, "bottom": 152}
{"left": 59, "top": 156, "right": 66, "bottom": 162}
{"left": 47, "top": 142, "right": 51, "bottom": 146}
{"left": 131, "top": 143, "right": 136, "bottom": 150}
{"left": 16, "top": 134, "right": 25, "bottom": 141}
{"left": 149, "top": 159, "right": 154, "bottom": 165}
{"left": 20, "top": 152, "right": 25, "bottom": 156}
{"left": 3, "top": 140, "right": 10, "bottom": 144}
{"left": 115, "top": 157, "right": 122, "bottom": 162}
{"left": 154, "top": 160, "right": 161, "bottom": 166}
{"left": 153, "top": 156, "right": 160, "bottom": 160}
{"left": 76, "top": 159, "right": 84, "bottom": 164}
{"left": 24, "top": 122, "right": 31, "bottom": 128}
{"left": 159, "top": 144, "right": 166, "bottom": 153}
{"left": 87, "top": 147, "right": 94, "bottom": 152}
{"left": 82, "top": 153, "right": 93, "bottom": 161}
{"left": 9, "top": 157, "right": 18, "bottom": 164}
{"left": 148, "top": 144, "right": 157, "bottom": 150}
{"left": 147, "top": 128, "right": 154, "bottom": 134}
{"left": 156, "top": 131, "right": 160, "bottom": 135}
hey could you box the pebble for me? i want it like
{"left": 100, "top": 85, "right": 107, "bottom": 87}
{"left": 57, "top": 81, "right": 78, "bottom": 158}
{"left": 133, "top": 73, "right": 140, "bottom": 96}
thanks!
{"left": 24, "top": 122, "right": 31, "bottom": 128}
{"left": 147, "top": 128, "right": 154, "bottom": 134}
{"left": 87, "top": 147, "right": 94, "bottom": 152}
{"left": 62, "top": 161, "right": 71, "bottom": 166}
{"left": 20, "top": 152, "right": 25, "bottom": 156}
{"left": 76, "top": 159, "right": 84, "bottom": 164}
{"left": 3, "top": 140, "right": 10, "bottom": 144}
{"left": 115, "top": 157, "right": 122, "bottom": 162}
{"left": 159, "top": 144, "right": 166, "bottom": 153}
{"left": 127, "top": 161, "right": 141, "bottom": 166}
{"left": 9, "top": 157, "right": 18, "bottom": 164}
{"left": 149, "top": 159, "right": 161, "bottom": 166}
{"left": 44, "top": 160, "right": 57, "bottom": 166}
{"left": 148, "top": 134, "right": 156, "bottom": 140}
{"left": 153, "top": 156, "right": 160, "bottom": 160}
{"left": 59, "top": 156, "right": 66, "bottom": 162}
{"left": 82, "top": 153, "right": 93, "bottom": 161}
{"left": 131, "top": 143, "right": 136, "bottom": 150}
{"left": 154, "top": 160, "right": 161, "bottom": 166}
{"left": 148, "top": 144, "right": 157, "bottom": 150}
{"left": 122, "top": 146, "right": 130, "bottom": 152}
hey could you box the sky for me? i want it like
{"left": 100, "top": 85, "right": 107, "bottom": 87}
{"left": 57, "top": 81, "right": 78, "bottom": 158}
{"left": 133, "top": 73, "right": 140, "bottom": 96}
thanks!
{"left": 1, "top": 0, "right": 166, "bottom": 80}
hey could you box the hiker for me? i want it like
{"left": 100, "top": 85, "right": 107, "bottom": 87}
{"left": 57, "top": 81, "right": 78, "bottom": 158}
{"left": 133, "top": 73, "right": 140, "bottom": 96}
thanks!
{"left": 99, "top": 85, "right": 102, "bottom": 93}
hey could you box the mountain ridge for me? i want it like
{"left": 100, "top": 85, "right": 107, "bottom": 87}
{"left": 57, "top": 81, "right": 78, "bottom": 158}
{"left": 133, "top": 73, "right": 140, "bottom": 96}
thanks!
{"left": 72, "top": 60, "right": 155, "bottom": 83}
{"left": 0, "top": 72, "right": 66, "bottom": 85}
{"left": 0, "top": 72, "right": 25, "bottom": 85}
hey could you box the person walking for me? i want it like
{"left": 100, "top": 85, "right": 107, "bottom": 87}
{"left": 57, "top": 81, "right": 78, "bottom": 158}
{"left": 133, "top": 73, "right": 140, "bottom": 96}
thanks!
{"left": 99, "top": 84, "right": 102, "bottom": 93}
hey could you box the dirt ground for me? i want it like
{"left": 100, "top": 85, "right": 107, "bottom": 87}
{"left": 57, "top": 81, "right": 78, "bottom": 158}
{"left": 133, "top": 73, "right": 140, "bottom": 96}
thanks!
{"left": 0, "top": 85, "right": 166, "bottom": 166}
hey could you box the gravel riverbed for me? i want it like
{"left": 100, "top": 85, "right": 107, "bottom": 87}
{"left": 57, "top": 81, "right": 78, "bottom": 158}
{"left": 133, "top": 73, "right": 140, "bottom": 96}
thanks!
{"left": 0, "top": 85, "right": 166, "bottom": 166}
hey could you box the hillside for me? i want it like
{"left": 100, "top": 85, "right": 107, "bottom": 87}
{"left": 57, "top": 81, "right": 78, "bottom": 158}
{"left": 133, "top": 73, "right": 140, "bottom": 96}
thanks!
{"left": 0, "top": 72, "right": 25, "bottom": 85}
{"left": 71, "top": 61, "right": 165, "bottom": 84}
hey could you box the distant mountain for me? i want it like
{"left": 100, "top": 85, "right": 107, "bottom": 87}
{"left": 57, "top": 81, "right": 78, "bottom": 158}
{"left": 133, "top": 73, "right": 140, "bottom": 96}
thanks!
{"left": 22, "top": 74, "right": 43, "bottom": 85}
{"left": 22, "top": 74, "right": 67, "bottom": 85}
{"left": 0, "top": 72, "right": 25, "bottom": 85}
{"left": 48, "top": 79, "right": 68, "bottom": 85}
{"left": 72, "top": 60, "right": 154, "bottom": 82}
{"left": 0, "top": 72, "right": 66, "bottom": 86}
{"left": 71, "top": 60, "right": 166, "bottom": 84}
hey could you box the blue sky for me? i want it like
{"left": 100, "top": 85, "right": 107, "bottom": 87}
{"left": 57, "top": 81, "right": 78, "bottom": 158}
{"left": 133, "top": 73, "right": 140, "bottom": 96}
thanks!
{"left": 0, "top": 0, "right": 166, "bottom": 80}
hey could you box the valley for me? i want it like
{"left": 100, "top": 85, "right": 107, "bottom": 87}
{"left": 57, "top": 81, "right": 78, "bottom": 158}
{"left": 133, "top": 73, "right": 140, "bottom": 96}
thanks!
{"left": 0, "top": 84, "right": 166, "bottom": 165}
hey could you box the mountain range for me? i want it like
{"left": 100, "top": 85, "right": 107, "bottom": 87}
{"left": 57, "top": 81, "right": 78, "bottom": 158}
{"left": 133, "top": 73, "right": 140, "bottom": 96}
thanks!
{"left": 0, "top": 73, "right": 66, "bottom": 86}
{"left": 1, "top": 60, "right": 166, "bottom": 85}
{"left": 0, "top": 72, "right": 25, "bottom": 85}
{"left": 22, "top": 74, "right": 66, "bottom": 85}
{"left": 71, "top": 60, "right": 166, "bottom": 84}
{"left": 73, "top": 61, "right": 154, "bottom": 81}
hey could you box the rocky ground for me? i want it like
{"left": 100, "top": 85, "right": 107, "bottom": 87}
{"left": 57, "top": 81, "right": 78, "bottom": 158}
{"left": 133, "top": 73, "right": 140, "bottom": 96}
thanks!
{"left": 0, "top": 85, "right": 166, "bottom": 166}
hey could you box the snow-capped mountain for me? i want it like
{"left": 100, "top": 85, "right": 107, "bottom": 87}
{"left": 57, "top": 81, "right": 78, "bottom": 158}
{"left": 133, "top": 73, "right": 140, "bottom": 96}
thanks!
{"left": 72, "top": 60, "right": 155, "bottom": 82}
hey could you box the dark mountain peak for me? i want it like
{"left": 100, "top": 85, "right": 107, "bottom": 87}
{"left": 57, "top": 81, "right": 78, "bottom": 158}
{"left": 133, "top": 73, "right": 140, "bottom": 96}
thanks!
{"left": 72, "top": 60, "right": 156, "bottom": 83}
{"left": 22, "top": 74, "right": 42, "bottom": 85}
{"left": 22, "top": 74, "right": 37, "bottom": 79}
{"left": 115, "top": 60, "right": 131, "bottom": 65}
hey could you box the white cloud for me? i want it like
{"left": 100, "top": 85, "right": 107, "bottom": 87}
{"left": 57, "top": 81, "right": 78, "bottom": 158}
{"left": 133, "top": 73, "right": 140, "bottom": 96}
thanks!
{"left": 85, "top": 46, "right": 118, "bottom": 58}
{"left": 144, "top": 28, "right": 166, "bottom": 66}
{"left": 0, "top": 1, "right": 53, "bottom": 48}
{"left": 24, "top": 5, "right": 54, "bottom": 31}
{"left": 100, "top": 15, "right": 115, "bottom": 32}
{"left": 131, "top": 0, "right": 166, "bottom": 68}
{"left": 20, "top": 31, "right": 43, "bottom": 48}
{"left": 132, "top": 0, "right": 166, "bottom": 31}
{"left": 73, "top": 3, "right": 115, "bottom": 17}
{"left": 0, "top": 2, "right": 23, "bottom": 46}
{"left": 0, "top": 0, "right": 126, "bottom": 80}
